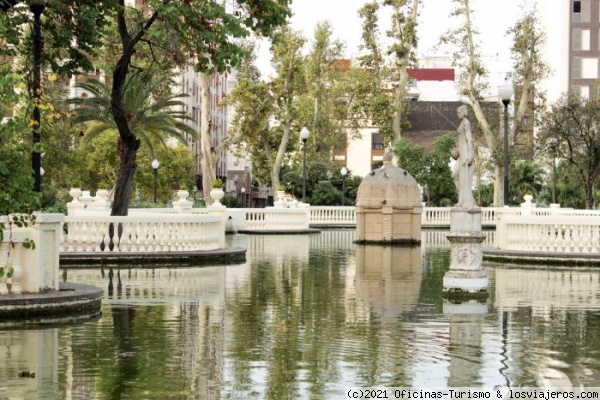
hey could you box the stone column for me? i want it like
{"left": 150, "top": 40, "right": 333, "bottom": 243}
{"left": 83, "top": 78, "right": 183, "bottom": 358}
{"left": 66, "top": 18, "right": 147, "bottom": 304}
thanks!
{"left": 443, "top": 206, "right": 488, "bottom": 296}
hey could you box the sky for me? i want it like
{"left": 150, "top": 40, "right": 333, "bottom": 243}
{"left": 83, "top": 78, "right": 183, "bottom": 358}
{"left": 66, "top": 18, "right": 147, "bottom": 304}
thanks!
{"left": 257, "top": 0, "right": 533, "bottom": 76}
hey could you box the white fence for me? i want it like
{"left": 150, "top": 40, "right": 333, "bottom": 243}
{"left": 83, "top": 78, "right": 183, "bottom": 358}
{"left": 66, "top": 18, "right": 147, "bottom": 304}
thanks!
{"left": 61, "top": 214, "right": 223, "bottom": 253}
{"left": 310, "top": 206, "right": 356, "bottom": 226}
{"left": 496, "top": 213, "right": 600, "bottom": 253}
{"left": 227, "top": 208, "right": 309, "bottom": 232}
{"left": 309, "top": 206, "right": 499, "bottom": 228}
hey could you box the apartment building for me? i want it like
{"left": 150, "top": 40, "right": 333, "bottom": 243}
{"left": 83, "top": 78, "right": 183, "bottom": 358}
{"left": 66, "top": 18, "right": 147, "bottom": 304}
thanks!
{"left": 538, "top": 0, "right": 600, "bottom": 102}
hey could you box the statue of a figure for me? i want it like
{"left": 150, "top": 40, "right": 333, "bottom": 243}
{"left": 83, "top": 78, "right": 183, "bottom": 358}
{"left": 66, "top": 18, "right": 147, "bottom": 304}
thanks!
{"left": 452, "top": 105, "right": 476, "bottom": 207}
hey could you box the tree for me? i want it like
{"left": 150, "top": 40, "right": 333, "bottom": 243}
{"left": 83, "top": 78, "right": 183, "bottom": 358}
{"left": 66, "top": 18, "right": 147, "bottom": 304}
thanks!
{"left": 538, "top": 95, "right": 600, "bottom": 209}
{"left": 3, "top": 1, "right": 292, "bottom": 215}
{"left": 394, "top": 134, "right": 457, "bottom": 206}
{"left": 353, "top": 0, "right": 419, "bottom": 148}
{"left": 438, "top": 1, "right": 548, "bottom": 206}
{"left": 222, "top": 26, "right": 306, "bottom": 191}
{"left": 107, "top": 0, "right": 291, "bottom": 215}
{"left": 509, "top": 160, "right": 544, "bottom": 205}
{"left": 67, "top": 72, "right": 196, "bottom": 181}
{"left": 0, "top": 67, "right": 40, "bottom": 240}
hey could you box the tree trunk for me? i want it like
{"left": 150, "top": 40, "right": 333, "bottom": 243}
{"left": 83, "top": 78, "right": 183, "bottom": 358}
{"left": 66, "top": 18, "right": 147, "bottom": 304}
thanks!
{"left": 493, "top": 165, "right": 503, "bottom": 207}
{"left": 585, "top": 178, "right": 595, "bottom": 209}
{"left": 109, "top": 3, "right": 158, "bottom": 215}
{"left": 199, "top": 73, "right": 216, "bottom": 205}
{"left": 270, "top": 120, "right": 292, "bottom": 194}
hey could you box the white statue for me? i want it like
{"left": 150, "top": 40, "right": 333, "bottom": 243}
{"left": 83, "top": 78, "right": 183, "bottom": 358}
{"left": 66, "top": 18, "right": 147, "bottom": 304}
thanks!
{"left": 452, "top": 105, "right": 476, "bottom": 207}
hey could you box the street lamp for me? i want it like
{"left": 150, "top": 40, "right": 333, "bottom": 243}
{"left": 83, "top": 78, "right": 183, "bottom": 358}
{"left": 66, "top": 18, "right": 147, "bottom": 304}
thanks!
{"left": 547, "top": 138, "right": 558, "bottom": 204}
{"left": 300, "top": 127, "right": 310, "bottom": 203}
{"left": 498, "top": 80, "right": 514, "bottom": 206}
{"left": 241, "top": 186, "right": 246, "bottom": 208}
{"left": 151, "top": 159, "right": 159, "bottom": 203}
{"left": 340, "top": 166, "right": 348, "bottom": 206}
{"left": 30, "top": 0, "right": 46, "bottom": 193}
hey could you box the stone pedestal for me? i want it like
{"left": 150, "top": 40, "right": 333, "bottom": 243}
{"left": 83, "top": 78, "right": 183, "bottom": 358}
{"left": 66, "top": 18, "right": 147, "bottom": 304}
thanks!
{"left": 443, "top": 206, "right": 488, "bottom": 296}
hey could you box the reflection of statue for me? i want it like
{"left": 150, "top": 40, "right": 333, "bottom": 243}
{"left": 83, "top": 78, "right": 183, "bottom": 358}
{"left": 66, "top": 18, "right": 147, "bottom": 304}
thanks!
{"left": 452, "top": 105, "right": 476, "bottom": 207}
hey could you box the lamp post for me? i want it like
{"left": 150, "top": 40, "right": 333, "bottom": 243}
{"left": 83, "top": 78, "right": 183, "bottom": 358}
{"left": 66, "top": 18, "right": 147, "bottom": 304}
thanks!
{"left": 498, "top": 80, "right": 514, "bottom": 206}
{"left": 340, "top": 166, "right": 348, "bottom": 206}
{"left": 300, "top": 127, "right": 310, "bottom": 203}
{"left": 241, "top": 187, "right": 246, "bottom": 208}
{"left": 151, "top": 159, "right": 159, "bottom": 203}
{"left": 30, "top": 0, "right": 46, "bottom": 193}
{"left": 547, "top": 138, "right": 558, "bottom": 204}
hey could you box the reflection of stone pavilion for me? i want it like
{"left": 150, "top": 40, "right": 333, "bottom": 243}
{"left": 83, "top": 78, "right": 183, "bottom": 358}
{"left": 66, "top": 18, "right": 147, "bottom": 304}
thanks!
{"left": 356, "top": 148, "right": 423, "bottom": 243}
{"left": 354, "top": 246, "right": 422, "bottom": 317}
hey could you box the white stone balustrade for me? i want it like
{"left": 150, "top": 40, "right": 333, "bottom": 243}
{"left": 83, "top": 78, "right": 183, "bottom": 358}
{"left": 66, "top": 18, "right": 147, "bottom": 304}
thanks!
{"left": 0, "top": 213, "right": 63, "bottom": 294}
{"left": 310, "top": 206, "right": 355, "bottom": 226}
{"left": 495, "top": 212, "right": 600, "bottom": 253}
{"left": 61, "top": 213, "right": 222, "bottom": 253}
{"left": 227, "top": 208, "right": 309, "bottom": 232}
{"left": 420, "top": 207, "right": 499, "bottom": 227}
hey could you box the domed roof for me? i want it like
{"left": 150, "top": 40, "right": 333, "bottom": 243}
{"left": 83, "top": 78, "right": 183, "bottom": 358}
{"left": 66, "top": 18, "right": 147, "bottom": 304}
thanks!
{"left": 356, "top": 165, "right": 422, "bottom": 209}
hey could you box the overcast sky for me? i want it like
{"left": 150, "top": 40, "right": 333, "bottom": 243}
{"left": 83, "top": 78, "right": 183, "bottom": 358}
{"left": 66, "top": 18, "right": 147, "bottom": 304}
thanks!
{"left": 257, "top": 0, "right": 533, "bottom": 76}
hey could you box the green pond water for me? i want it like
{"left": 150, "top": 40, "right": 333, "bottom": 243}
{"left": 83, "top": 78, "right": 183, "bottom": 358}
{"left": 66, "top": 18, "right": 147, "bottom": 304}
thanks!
{"left": 1, "top": 229, "right": 600, "bottom": 399}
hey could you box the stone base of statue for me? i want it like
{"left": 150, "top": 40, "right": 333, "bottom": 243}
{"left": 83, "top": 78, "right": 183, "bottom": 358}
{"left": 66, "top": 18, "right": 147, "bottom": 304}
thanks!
{"left": 442, "top": 206, "right": 488, "bottom": 299}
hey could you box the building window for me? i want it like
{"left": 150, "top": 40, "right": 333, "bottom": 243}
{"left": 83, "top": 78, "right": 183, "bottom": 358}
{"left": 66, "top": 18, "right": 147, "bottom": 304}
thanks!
{"left": 572, "top": 29, "right": 590, "bottom": 50}
{"left": 581, "top": 57, "right": 598, "bottom": 78}
{"left": 573, "top": 0, "right": 591, "bottom": 22}
{"left": 372, "top": 133, "right": 384, "bottom": 150}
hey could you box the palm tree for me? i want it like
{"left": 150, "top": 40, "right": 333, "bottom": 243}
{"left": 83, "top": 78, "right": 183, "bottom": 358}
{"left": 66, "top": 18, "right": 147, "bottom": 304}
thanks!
{"left": 509, "top": 160, "right": 545, "bottom": 205}
{"left": 67, "top": 72, "right": 196, "bottom": 214}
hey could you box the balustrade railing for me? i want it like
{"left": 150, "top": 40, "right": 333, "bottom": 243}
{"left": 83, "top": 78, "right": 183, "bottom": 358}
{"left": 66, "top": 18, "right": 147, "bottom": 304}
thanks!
{"left": 310, "top": 206, "right": 356, "bottom": 226}
{"left": 495, "top": 214, "right": 600, "bottom": 253}
{"left": 244, "top": 208, "right": 309, "bottom": 231}
{"left": 61, "top": 214, "right": 222, "bottom": 253}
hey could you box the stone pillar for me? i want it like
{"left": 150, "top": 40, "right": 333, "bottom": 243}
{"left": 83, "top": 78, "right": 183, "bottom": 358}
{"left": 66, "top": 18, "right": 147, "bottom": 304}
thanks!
{"left": 20, "top": 213, "right": 63, "bottom": 292}
{"left": 173, "top": 190, "right": 193, "bottom": 213}
{"left": 208, "top": 203, "right": 227, "bottom": 249}
{"left": 443, "top": 206, "right": 488, "bottom": 296}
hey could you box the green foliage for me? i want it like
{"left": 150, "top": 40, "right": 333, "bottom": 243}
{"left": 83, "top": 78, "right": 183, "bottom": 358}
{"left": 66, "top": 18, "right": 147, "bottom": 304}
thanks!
{"left": 0, "top": 68, "right": 41, "bottom": 244}
{"left": 509, "top": 160, "right": 545, "bottom": 205}
{"left": 394, "top": 134, "right": 458, "bottom": 206}
{"left": 538, "top": 95, "right": 600, "bottom": 209}
{"left": 310, "top": 181, "right": 342, "bottom": 206}
{"left": 212, "top": 179, "right": 224, "bottom": 189}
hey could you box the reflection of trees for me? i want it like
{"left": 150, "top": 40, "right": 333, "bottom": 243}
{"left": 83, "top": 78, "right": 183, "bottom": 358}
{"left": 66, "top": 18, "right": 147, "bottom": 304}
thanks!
{"left": 226, "top": 245, "right": 418, "bottom": 397}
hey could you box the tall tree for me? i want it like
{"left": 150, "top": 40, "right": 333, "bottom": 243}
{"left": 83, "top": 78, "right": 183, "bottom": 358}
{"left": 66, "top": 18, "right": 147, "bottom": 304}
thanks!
{"left": 386, "top": 0, "right": 420, "bottom": 148}
{"left": 538, "top": 95, "right": 600, "bottom": 209}
{"left": 105, "top": 0, "right": 291, "bottom": 215}
{"left": 439, "top": 0, "right": 548, "bottom": 206}
{"left": 353, "top": 0, "right": 419, "bottom": 148}
{"left": 222, "top": 27, "right": 306, "bottom": 191}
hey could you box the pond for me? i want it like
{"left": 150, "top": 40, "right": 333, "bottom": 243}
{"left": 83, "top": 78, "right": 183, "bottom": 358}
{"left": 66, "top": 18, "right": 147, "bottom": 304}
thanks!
{"left": 1, "top": 230, "right": 600, "bottom": 399}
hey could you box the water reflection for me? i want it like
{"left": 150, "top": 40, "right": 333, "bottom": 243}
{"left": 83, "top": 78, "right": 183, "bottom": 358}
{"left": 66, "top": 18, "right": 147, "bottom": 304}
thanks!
{"left": 1, "top": 231, "right": 600, "bottom": 399}
{"left": 354, "top": 245, "right": 422, "bottom": 317}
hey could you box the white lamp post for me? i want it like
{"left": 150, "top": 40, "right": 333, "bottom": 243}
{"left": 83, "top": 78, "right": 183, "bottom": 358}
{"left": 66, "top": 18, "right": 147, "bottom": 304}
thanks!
{"left": 498, "top": 80, "right": 514, "bottom": 206}
{"left": 300, "top": 127, "right": 310, "bottom": 203}
{"left": 151, "top": 159, "right": 160, "bottom": 203}
{"left": 241, "top": 186, "right": 246, "bottom": 208}
{"left": 340, "top": 166, "right": 348, "bottom": 206}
